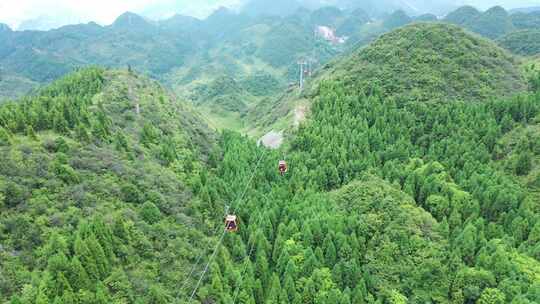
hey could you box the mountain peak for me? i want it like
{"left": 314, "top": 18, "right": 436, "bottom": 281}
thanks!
{"left": 317, "top": 23, "right": 526, "bottom": 103}
{"left": 0, "top": 23, "right": 11, "bottom": 32}
{"left": 485, "top": 5, "right": 508, "bottom": 15}
{"left": 444, "top": 5, "right": 481, "bottom": 25}
{"left": 112, "top": 11, "right": 150, "bottom": 28}
{"left": 159, "top": 14, "right": 201, "bottom": 31}
{"left": 209, "top": 6, "right": 234, "bottom": 18}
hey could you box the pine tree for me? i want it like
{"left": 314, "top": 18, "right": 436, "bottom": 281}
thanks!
{"left": 104, "top": 267, "right": 133, "bottom": 302}
{"left": 267, "top": 274, "right": 282, "bottom": 304}
{"left": 0, "top": 126, "right": 11, "bottom": 147}
{"left": 74, "top": 236, "right": 99, "bottom": 282}
{"left": 95, "top": 283, "right": 109, "bottom": 304}
{"left": 56, "top": 272, "right": 73, "bottom": 297}
{"left": 75, "top": 123, "right": 90, "bottom": 142}
{"left": 148, "top": 285, "right": 169, "bottom": 304}
{"left": 87, "top": 234, "right": 111, "bottom": 279}
{"left": 26, "top": 125, "right": 37, "bottom": 140}
{"left": 515, "top": 151, "right": 532, "bottom": 176}
{"left": 284, "top": 274, "right": 296, "bottom": 302}
{"left": 323, "top": 235, "right": 337, "bottom": 266}
{"left": 70, "top": 256, "right": 92, "bottom": 291}
{"left": 352, "top": 279, "right": 368, "bottom": 304}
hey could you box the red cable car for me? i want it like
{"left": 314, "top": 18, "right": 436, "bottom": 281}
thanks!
{"left": 225, "top": 215, "right": 238, "bottom": 232}
{"left": 278, "top": 160, "right": 288, "bottom": 176}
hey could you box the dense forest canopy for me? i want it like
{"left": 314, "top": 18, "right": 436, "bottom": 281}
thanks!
{"left": 1, "top": 2, "right": 540, "bottom": 304}
{"left": 311, "top": 23, "right": 526, "bottom": 103}
{"left": 2, "top": 3, "right": 540, "bottom": 133}
{"left": 1, "top": 46, "right": 540, "bottom": 304}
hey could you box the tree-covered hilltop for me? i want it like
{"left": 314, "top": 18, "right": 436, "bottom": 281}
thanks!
{"left": 498, "top": 30, "right": 540, "bottom": 56}
{"left": 463, "top": 6, "right": 515, "bottom": 39}
{"left": 181, "top": 68, "right": 540, "bottom": 303}
{"left": 0, "top": 68, "right": 218, "bottom": 303}
{"left": 444, "top": 5, "right": 540, "bottom": 40}
{"left": 1, "top": 35, "right": 540, "bottom": 304}
{"left": 444, "top": 6, "right": 482, "bottom": 26}
{"left": 3, "top": 4, "right": 540, "bottom": 132}
{"left": 313, "top": 23, "right": 526, "bottom": 103}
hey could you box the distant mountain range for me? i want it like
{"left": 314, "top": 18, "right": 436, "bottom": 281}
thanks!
{"left": 2, "top": 3, "right": 540, "bottom": 126}
{"left": 510, "top": 6, "right": 540, "bottom": 14}
{"left": 7, "top": 0, "right": 540, "bottom": 32}
{"left": 241, "top": 0, "right": 458, "bottom": 17}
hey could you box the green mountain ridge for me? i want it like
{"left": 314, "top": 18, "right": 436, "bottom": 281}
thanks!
{"left": 3, "top": 5, "right": 539, "bottom": 134}
{"left": 0, "top": 67, "right": 221, "bottom": 303}
{"left": 444, "top": 5, "right": 540, "bottom": 40}
{"left": 498, "top": 29, "right": 540, "bottom": 56}
{"left": 2, "top": 16, "right": 540, "bottom": 303}
{"left": 312, "top": 23, "right": 527, "bottom": 103}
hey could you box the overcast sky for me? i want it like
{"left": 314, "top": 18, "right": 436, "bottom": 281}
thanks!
{"left": 0, "top": 0, "right": 539, "bottom": 29}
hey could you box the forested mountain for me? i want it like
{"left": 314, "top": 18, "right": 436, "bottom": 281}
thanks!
{"left": 312, "top": 23, "right": 526, "bottom": 103}
{"left": 178, "top": 38, "right": 540, "bottom": 303}
{"left": 0, "top": 6, "right": 383, "bottom": 130}
{"left": 240, "top": 0, "right": 457, "bottom": 17}
{"left": 498, "top": 30, "right": 540, "bottom": 56}
{"left": 464, "top": 6, "right": 515, "bottom": 39}
{"left": 444, "top": 5, "right": 482, "bottom": 25}
{"left": 8, "top": 3, "right": 540, "bottom": 132}
{"left": 442, "top": 6, "right": 540, "bottom": 56}
{"left": 3, "top": 66, "right": 538, "bottom": 303}
{"left": 0, "top": 67, "right": 219, "bottom": 303}
{"left": 444, "top": 5, "right": 540, "bottom": 40}
{"left": 2, "top": 6, "right": 540, "bottom": 304}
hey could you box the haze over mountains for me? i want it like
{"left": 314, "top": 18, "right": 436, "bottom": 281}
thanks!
{"left": 3, "top": 0, "right": 540, "bottom": 31}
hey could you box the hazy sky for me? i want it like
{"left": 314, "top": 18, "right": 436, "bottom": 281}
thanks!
{"left": 0, "top": 0, "right": 539, "bottom": 29}
{"left": 0, "top": 0, "right": 242, "bottom": 29}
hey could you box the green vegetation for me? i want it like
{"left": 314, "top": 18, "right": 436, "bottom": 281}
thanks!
{"left": 445, "top": 5, "right": 540, "bottom": 42}
{"left": 3, "top": 4, "right": 540, "bottom": 133}
{"left": 382, "top": 10, "right": 412, "bottom": 30}
{"left": 498, "top": 29, "right": 540, "bottom": 56}
{"left": 444, "top": 5, "right": 481, "bottom": 25}
{"left": 511, "top": 11, "right": 540, "bottom": 30}
{"left": 178, "top": 68, "right": 540, "bottom": 303}
{"left": 0, "top": 6, "right": 377, "bottom": 131}
{"left": 0, "top": 68, "right": 216, "bottom": 303}
{"left": 336, "top": 8, "right": 371, "bottom": 36}
{"left": 315, "top": 23, "right": 526, "bottom": 103}
{"left": 191, "top": 76, "right": 249, "bottom": 113}
{"left": 2, "top": 18, "right": 540, "bottom": 304}
{"left": 464, "top": 6, "right": 515, "bottom": 39}
{"left": 0, "top": 74, "right": 39, "bottom": 103}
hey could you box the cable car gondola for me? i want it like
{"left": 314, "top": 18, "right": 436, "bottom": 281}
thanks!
{"left": 225, "top": 215, "right": 238, "bottom": 232}
{"left": 278, "top": 160, "right": 288, "bottom": 176}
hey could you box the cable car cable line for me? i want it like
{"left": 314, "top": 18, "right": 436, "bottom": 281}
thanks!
{"left": 231, "top": 209, "right": 266, "bottom": 304}
{"left": 186, "top": 147, "right": 268, "bottom": 303}
{"left": 176, "top": 220, "right": 227, "bottom": 299}
{"left": 188, "top": 230, "right": 227, "bottom": 303}
{"left": 177, "top": 162, "right": 255, "bottom": 299}
{"left": 231, "top": 178, "right": 288, "bottom": 303}
{"left": 178, "top": 147, "right": 268, "bottom": 301}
